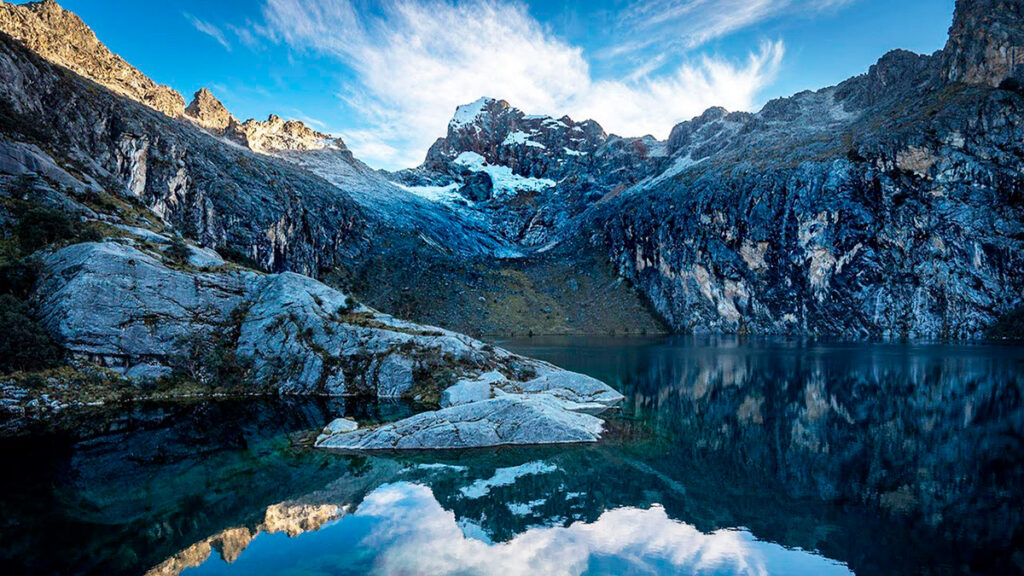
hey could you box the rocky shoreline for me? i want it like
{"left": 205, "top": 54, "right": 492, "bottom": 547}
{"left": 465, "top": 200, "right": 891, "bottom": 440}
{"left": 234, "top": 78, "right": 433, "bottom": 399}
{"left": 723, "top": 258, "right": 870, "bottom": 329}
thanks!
{"left": 9, "top": 235, "right": 625, "bottom": 446}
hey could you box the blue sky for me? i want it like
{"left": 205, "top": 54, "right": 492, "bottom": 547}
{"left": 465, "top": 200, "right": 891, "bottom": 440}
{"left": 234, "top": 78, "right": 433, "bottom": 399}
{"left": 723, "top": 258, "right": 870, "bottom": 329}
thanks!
{"left": 37, "top": 0, "right": 954, "bottom": 169}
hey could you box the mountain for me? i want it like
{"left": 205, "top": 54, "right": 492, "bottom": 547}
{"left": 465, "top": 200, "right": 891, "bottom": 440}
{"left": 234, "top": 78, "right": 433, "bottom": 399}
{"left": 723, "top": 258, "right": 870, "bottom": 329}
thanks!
{"left": 0, "top": 0, "right": 184, "bottom": 117}
{"left": 383, "top": 0, "right": 1024, "bottom": 338}
{"left": 0, "top": 0, "right": 661, "bottom": 342}
{"left": 0, "top": 0, "right": 1020, "bottom": 346}
{"left": 392, "top": 97, "right": 667, "bottom": 247}
{"left": 584, "top": 0, "right": 1024, "bottom": 338}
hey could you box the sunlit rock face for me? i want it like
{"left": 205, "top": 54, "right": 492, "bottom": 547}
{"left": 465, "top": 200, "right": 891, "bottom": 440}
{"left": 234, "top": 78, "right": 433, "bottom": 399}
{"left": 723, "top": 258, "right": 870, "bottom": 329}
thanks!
{"left": 184, "top": 88, "right": 239, "bottom": 133}
{"left": 0, "top": 29, "right": 370, "bottom": 276}
{"left": 0, "top": 0, "right": 185, "bottom": 117}
{"left": 942, "top": 0, "right": 1024, "bottom": 86}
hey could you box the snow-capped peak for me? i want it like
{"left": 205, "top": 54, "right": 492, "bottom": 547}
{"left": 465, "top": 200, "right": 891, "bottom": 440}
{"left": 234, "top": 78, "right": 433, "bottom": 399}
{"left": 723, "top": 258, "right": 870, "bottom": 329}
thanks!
{"left": 449, "top": 97, "right": 496, "bottom": 130}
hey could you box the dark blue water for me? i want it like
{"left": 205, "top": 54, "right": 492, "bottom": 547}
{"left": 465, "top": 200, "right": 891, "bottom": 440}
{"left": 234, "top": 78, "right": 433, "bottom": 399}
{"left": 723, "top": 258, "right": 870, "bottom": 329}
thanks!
{"left": 1, "top": 337, "right": 1022, "bottom": 575}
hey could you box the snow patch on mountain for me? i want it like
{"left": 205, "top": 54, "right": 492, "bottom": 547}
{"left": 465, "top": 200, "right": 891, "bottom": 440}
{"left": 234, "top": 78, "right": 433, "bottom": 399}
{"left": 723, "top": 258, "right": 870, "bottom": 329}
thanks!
{"left": 395, "top": 182, "right": 465, "bottom": 205}
{"left": 449, "top": 97, "right": 493, "bottom": 130}
{"left": 503, "top": 131, "right": 546, "bottom": 149}
{"left": 454, "top": 151, "right": 555, "bottom": 196}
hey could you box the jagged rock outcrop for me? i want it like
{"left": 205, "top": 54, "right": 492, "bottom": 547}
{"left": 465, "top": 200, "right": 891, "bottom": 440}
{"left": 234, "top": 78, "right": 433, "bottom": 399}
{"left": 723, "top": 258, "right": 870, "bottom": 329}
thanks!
{"left": 184, "top": 88, "right": 238, "bottom": 133}
{"left": 394, "top": 97, "right": 664, "bottom": 246}
{"left": 33, "top": 240, "right": 625, "bottom": 446}
{"left": 942, "top": 0, "right": 1024, "bottom": 86}
{"left": 236, "top": 114, "right": 333, "bottom": 153}
{"left": 0, "top": 27, "right": 369, "bottom": 275}
{"left": 0, "top": 0, "right": 185, "bottom": 117}
{"left": 422, "top": 97, "right": 607, "bottom": 180}
{"left": 33, "top": 241, "right": 523, "bottom": 392}
{"left": 582, "top": 0, "right": 1024, "bottom": 338}
{"left": 34, "top": 241, "right": 623, "bottom": 413}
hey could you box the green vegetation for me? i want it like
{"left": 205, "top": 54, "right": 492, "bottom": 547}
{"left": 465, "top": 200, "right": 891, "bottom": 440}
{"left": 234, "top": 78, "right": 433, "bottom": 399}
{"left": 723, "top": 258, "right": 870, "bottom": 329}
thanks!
{"left": 166, "top": 235, "right": 190, "bottom": 264}
{"left": 408, "top": 361, "right": 460, "bottom": 406}
{"left": 987, "top": 307, "right": 1024, "bottom": 340}
{"left": 216, "top": 245, "right": 261, "bottom": 270}
{"left": 0, "top": 294, "right": 62, "bottom": 374}
{"left": 169, "top": 304, "right": 253, "bottom": 390}
{"left": 15, "top": 206, "right": 77, "bottom": 253}
{"left": 0, "top": 259, "right": 39, "bottom": 300}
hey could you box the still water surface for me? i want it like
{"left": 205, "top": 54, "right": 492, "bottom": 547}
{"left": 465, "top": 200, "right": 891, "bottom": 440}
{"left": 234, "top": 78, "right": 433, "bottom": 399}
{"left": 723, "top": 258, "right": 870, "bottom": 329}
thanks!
{"left": 2, "top": 337, "right": 1022, "bottom": 575}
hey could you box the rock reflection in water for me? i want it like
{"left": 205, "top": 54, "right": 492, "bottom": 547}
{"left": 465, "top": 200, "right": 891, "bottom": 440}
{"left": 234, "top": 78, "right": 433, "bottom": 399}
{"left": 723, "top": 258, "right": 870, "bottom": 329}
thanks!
{"left": 146, "top": 503, "right": 342, "bottom": 576}
{"left": 505, "top": 336, "right": 1024, "bottom": 546}
{"left": 176, "top": 482, "right": 850, "bottom": 576}
{"left": 1, "top": 338, "right": 1022, "bottom": 575}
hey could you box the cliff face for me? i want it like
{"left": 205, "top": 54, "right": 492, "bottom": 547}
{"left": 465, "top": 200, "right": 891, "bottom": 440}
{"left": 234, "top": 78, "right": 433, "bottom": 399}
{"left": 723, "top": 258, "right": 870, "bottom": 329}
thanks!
{"left": 594, "top": 88, "right": 1024, "bottom": 337}
{"left": 583, "top": 2, "right": 1024, "bottom": 338}
{"left": 942, "top": 0, "right": 1024, "bottom": 86}
{"left": 0, "top": 30, "right": 366, "bottom": 276}
{"left": 0, "top": 0, "right": 185, "bottom": 117}
{"left": 0, "top": 0, "right": 1020, "bottom": 339}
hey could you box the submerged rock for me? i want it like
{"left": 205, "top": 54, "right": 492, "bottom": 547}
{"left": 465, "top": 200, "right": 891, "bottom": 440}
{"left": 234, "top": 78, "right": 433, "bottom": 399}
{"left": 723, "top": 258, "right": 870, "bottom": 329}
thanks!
{"left": 316, "top": 394, "right": 608, "bottom": 450}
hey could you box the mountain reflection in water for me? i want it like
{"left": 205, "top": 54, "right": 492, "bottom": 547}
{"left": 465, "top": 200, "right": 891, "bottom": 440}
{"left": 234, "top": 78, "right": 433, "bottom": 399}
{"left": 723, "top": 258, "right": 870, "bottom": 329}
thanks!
{"left": 0, "top": 337, "right": 1021, "bottom": 575}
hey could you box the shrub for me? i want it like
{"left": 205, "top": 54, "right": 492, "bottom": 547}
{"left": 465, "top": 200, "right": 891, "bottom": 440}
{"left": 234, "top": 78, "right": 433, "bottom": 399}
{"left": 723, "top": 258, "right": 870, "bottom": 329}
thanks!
{"left": 0, "top": 260, "right": 39, "bottom": 299}
{"left": 16, "top": 207, "right": 76, "bottom": 252}
{"left": 216, "top": 245, "right": 261, "bottom": 270}
{"left": 166, "top": 235, "right": 190, "bottom": 264}
{"left": 988, "top": 306, "right": 1024, "bottom": 340}
{"left": 999, "top": 77, "right": 1024, "bottom": 97}
{"left": 0, "top": 294, "right": 62, "bottom": 373}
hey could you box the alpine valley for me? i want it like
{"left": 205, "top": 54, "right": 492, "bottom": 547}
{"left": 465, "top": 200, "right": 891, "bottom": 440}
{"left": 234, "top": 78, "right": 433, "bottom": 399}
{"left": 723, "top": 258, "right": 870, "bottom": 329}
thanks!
{"left": 0, "top": 0, "right": 1017, "bottom": 429}
{"left": 1, "top": 0, "right": 1024, "bottom": 574}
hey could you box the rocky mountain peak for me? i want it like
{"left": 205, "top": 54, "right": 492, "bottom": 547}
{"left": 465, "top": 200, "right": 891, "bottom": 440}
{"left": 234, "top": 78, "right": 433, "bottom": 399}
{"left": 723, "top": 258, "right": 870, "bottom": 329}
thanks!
{"left": 236, "top": 114, "right": 335, "bottom": 153}
{"left": 0, "top": 0, "right": 185, "bottom": 117}
{"left": 942, "top": 0, "right": 1024, "bottom": 86}
{"left": 447, "top": 96, "right": 509, "bottom": 132}
{"left": 184, "top": 88, "right": 238, "bottom": 133}
{"left": 424, "top": 97, "right": 608, "bottom": 180}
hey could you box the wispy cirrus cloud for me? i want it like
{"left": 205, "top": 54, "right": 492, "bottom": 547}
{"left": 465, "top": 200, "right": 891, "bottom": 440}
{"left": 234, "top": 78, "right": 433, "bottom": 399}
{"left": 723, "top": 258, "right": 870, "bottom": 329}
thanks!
{"left": 608, "top": 0, "right": 855, "bottom": 60}
{"left": 184, "top": 12, "right": 232, "bottom": 51}
{"left": 254, "top": 0, "right": 796, "bottom": 169}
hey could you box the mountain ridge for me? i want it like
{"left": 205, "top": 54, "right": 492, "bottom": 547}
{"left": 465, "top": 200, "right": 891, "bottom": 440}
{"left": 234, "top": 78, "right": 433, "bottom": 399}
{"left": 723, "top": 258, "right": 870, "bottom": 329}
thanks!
{"left": 0, "top": 0, "right": 1020, "bottom": 338}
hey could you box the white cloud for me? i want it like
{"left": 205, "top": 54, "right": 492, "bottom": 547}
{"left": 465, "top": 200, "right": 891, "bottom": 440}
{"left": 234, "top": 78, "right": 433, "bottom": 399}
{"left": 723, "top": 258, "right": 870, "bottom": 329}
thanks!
{"left": 344, "top": 482, "right": 853, "bottom": 575}
{"left": 257, "top": 0, "right": 793, "bottom": 169}
{"left": 610, "top": 0, "right": 855, "bottom": 57}
{"left": 575, "top": 41, "right": 784, "bottom": 139}
{"left": 184, "top": 13, "right": 232, "bottom": 51}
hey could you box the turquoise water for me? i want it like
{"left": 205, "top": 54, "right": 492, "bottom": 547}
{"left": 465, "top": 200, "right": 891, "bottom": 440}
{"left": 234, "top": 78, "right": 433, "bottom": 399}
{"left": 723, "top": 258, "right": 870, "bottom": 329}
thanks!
{"left": 1, "top": 337, "right": 1022, "bottom": 575}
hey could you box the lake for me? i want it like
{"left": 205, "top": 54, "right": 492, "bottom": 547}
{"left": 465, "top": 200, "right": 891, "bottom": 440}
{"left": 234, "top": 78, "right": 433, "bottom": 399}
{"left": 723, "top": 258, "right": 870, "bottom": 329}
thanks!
{"left": 1, "top": 336, "right": 1022, "bottom": 575}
